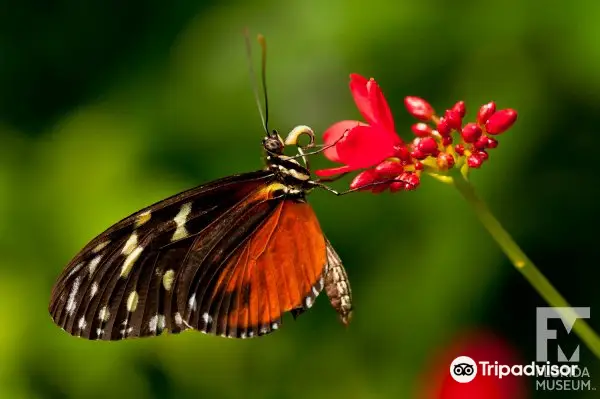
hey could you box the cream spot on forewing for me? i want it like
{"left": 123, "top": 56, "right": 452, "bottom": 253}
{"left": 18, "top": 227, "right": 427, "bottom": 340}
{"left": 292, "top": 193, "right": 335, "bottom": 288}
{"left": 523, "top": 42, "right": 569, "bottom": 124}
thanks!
{"left": 172, "top": 202, "right": 192, "bottom": 241}
{"left": 96, "top": 328, "right": 104, "bottom": 338}
{"left": 121, "top": 233, "right": 138, "bottom": 256}
{"left": 92, "top": 241, "right": 110, "bottom": 253}
{"left": 90, "top": 282, "right": 99, "bottom": 298}
{"left": 78, "top": 317, "right": 87, "bottom": 330}
{"left": 120, "top": 246, "right": 144, "bottom": 278}
{"left": 201, "top": 312, "right": 212, "bottom": 324}
{"left": 171, "top": 227, "right": 189, "bottom": 241}
{"left": 149, "top": 315, "right": 158, "bottom": 332}
{"left": 188, "top": 294, "right": 197, "bottom": 311}
{"left": 120, "top": 326, "right": 133, "bottom": 337}
{"left": 174, "top": 312, "right": 183, "bottom": 326}
{"left": 162, "top": 269, "right": 175, "bottom": 291}
{"left": 240, "top": 332, "right": 247, "bottom": 339}
{"left": 65, "top": 277, "right": 81, "bottom": 315}
{"left": 88, "top": 255, "right": 102, "bottom": 275}
{"left": 98, "top": 306, "right": 110, "bottom": 321}
{"left": 157, "top": 315, "right": 166, "bottom": 331}
{"left": 271, "top": 322, "right": 279, "bottom": 330}
{"left": 126, "top": 291, "right": 139, "bottom": 312}
{"left": 66, "top": 262, "right": 84, "bottom": 279}
{"left": 134, "top": 210, "right": 152, "bottom": 227}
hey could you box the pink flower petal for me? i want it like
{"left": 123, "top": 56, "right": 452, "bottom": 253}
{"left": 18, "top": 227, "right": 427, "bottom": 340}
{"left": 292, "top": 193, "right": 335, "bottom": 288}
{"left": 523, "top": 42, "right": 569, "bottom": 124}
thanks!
{"left": 367, "top": 78, "right": 395, "bottom": 132}
{"left": 315, "top": 164, "right": 355, "bottom": 177}
{"left": 337, "top": 125, "right": 397, "bottom": 168}
{"left": 322, "top": 120, "right": 365, "bottom": 162}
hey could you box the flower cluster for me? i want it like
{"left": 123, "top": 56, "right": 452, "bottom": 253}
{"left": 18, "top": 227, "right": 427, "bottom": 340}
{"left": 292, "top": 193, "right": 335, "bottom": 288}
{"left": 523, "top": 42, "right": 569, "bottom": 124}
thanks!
{"left": 316, "top": 74, "right": 518, "bottom": 193}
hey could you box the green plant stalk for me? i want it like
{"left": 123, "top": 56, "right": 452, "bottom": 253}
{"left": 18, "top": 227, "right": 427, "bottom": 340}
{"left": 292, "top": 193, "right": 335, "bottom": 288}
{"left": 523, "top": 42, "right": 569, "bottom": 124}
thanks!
{"left": 452, "top": 174, "right": 600, "bottom": 360}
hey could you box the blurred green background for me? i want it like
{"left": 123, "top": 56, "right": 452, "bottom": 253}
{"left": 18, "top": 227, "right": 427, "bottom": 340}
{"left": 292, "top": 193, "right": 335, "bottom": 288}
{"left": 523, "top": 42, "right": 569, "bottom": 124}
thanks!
{"left": 1, "top": 1, "right": 599, "bottom": 398}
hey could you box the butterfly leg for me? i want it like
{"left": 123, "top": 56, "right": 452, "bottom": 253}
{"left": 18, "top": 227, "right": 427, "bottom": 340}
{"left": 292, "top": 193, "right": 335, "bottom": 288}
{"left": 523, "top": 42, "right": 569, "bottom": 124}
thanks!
{"left": 310, "top": 178, "right": 410, "bottom": 196}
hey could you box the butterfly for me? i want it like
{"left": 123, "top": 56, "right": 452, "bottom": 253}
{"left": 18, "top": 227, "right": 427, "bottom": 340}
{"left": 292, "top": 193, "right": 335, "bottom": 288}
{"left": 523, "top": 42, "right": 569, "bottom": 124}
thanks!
{"left": 48, "top": 123, "right": 354, "bottom": 340}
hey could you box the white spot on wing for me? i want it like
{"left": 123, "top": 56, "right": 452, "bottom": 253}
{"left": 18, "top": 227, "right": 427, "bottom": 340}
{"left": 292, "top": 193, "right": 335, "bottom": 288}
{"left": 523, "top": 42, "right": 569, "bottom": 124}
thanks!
{"left": 126, "top": 291, "right": 139, "bottom": 312}
{"left": 88, "top": 255, "right": 102, "bottom": 275}
{"left": 93, "top": 241, "right": 110, "bottom": 253}
{"left": 174, "top": 312, "right": 183, "bottom": 326}
{"left": 65, "top": 277, "right": 81, "bottom": 315}
{"left": 120, "top": 326, "right": 133, "bottom": 337}
{"left": 201, "top": 312, "right": 212, "bottom": 324}
{"left": 271, "top": 322, "right": 279, "bottom": 330}
{"left": 90, "top": 282, "right": 98, "bottom": 298}
{"left": 120, "top": 246, "right": 144, "bottom": 278}
{"left": 188, "top": 294, "right": 197, "bottom": 311}
{"left": 66, "top": 263, "right": 84, "bottom": 279}
{"left": 305, "top": 296, "right": 313, "bottom": 308}
{"left": 157, "top": 315, "right": 166, "bottom": 331}
{"left": 172, "top": 202, "right": 192, "bottom": 241}
{"left": 134, "top": 210, "right": 152, "bottom": 227}
{"left": 148, "top": 315, "right": 158, "bottom": 332}
{"left": 121, "top": 233, "right": 138, "bottom": 256}
{"left": 78, "top": 317, "right": 87, "bottom": 330}
{"left": 98, "top": 306, "right": 110, "bottom": 321}
{"left": 162, "top": 269, "right": 174, "bottom": 291}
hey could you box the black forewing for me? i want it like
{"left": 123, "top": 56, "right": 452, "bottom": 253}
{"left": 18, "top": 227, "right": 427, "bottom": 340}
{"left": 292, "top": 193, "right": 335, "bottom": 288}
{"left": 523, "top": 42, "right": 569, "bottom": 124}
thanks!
{"left": 48, "top": 170, "right": 277, "bottom": 340}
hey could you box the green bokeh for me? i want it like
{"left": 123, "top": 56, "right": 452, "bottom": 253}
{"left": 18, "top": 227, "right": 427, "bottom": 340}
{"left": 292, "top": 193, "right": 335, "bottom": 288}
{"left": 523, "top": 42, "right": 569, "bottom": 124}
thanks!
{"left": 1, "top": 1, "right": 599, "bottom": 398}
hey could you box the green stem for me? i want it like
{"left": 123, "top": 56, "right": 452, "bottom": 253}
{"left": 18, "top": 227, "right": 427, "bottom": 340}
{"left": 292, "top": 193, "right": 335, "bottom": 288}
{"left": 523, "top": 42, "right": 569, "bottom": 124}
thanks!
{"left": 452, "top": 174, "right": 600, "bottom": 360}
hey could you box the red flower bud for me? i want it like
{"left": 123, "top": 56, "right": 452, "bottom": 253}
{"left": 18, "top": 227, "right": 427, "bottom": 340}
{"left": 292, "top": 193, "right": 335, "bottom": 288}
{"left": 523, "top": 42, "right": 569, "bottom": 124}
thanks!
{"left": 444, "top": 109, "right": 463, "bottom": 130}
{"left": 467, "top": 154, "right": 484, "bottom": 168}
{"left": 375, "top": 160, "right": 404, "bottom": 178}
{"left": 414, "top": 137, "right": 438, "bottom": 155}
{"left": 477, "top": 101, "right": 496, "bottom": 125}
{"left": 404, "top": 96, "right": 434, "bottom": 121}
{"left": 394, "top": 144, "right": 411, "bottom": 162}
{"left": 473, "top": 135, "right": 489, "bottom": 150}
{"left": 350, "top": 169, "right": 380, "bottom": 190}
{"left": 414, "top": 161, "right": 424, "bottom": 170}
{"left": 389, "top": 181, "right": 405, "bottom": 193}
{"left": 400, "top": 172, "right": 420, "bottom": 190}
{"left": 411, "top": 122, "right": 432, "bottom": 137}
{"left": 486, "top": 137, "right": 498, "bottom": 149}
{"left": 485, "top": 109, "right": 517, "bottom": 135}
{"left": 410, "top": 149, "right": 427, "bottom": 160}
{"left": 442, "top": 136, "right": 453, "bottom": 146}
{"left": 454, "top": 144, "right": 465, "bottom": 155}
{"left": 436, "top": 152, "right": 455, "bottom": 170}
{"left": 477, "top": 150, "right": 489, "bottom": 161}
{"left": 437, "top": 117, "right": 452, "bottom": 136}
{"left": 451, "top": 101, "right": 466, "bottom": 118}
{"left": 461, "top": 123, "right": 482, "bottom": 143}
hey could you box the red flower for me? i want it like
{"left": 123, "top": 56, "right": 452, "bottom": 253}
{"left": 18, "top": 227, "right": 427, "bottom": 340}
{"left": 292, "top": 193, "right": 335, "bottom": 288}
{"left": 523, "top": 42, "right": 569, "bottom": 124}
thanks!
{"left": 316, "top": 74, "right": 403, "bottom": 177}
{"left": 317, "top": 73, "right": 517, "bottom": 193}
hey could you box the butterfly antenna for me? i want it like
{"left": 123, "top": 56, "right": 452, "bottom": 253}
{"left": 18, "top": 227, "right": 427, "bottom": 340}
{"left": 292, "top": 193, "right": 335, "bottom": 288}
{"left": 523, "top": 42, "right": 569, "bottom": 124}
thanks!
{"left": 257, "top": 34, "right": 270, "bottom": 135}
{"left": 244, "top": 29, "right": 268, "bottom": 135}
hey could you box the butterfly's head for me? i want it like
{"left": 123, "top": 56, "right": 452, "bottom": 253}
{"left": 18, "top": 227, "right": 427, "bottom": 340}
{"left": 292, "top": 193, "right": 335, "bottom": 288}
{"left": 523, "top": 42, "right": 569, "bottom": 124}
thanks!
{"left": 262, "top": 130, "right": 285, "bottom": 155}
